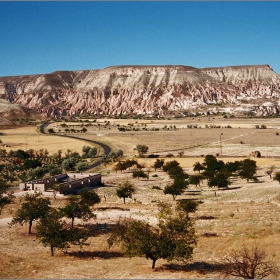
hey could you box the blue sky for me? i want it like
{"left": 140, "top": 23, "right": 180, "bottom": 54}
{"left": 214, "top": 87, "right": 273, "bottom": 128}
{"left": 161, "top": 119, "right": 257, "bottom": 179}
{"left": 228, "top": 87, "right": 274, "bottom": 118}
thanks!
{"left": 0, "top": 1, "right": 280, "bottom": 77}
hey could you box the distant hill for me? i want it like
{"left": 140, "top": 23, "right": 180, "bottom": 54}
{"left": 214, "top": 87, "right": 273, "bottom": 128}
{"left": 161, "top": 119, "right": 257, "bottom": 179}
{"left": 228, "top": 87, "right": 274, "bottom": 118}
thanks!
{"left": 0, "top": 64, "right": 279, "bottom": 118}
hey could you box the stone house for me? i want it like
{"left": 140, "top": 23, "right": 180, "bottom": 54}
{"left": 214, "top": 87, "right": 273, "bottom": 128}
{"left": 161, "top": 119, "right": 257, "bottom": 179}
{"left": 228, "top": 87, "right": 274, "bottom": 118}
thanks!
{"left": 19, "top": 173, "right": 102, "bottom": 194}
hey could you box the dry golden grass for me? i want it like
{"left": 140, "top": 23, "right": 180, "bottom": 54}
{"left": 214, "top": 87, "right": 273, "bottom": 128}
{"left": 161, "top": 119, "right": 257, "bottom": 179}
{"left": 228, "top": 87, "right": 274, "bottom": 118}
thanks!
{"left": 72, "top": 116, "right": 280, "bottom": 159}
{"left": 1, "top": 117, "right": 280, "bottom": 278}
{"left": 0, "top": 125, "right": 94, "bottom": 155}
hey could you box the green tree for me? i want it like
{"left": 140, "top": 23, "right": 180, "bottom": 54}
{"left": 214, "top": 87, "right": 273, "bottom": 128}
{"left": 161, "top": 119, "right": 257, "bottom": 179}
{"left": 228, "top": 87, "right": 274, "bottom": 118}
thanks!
{"left": 48, "top": 165, "right": 62, "bottom": 176}
{"left": 193, "top": 162, "right": 204, "bottom": 173}
{"left": 116, "top": 181, "right": 135, "bottom": 204}
{"left": 0, "top": 181, "right": 15, "bottom": 215}
{"left": 23, "top": 159, "right": 42, "bottom": 170}
{"left": 61, "top": 158, "right": 77, "bottom": 171}
{"left": 26, "top": 166, "right": 47, "bottom": 180}
{"left": 188, "top": 174, "right": 203, "bottom": 187}
{"left": 69, "top": 152, "right": 81, "bottom": 160}
{"left": 176, "top": 199, "right": 201, "bottom": 217}
{"left": 202, "top": 155, "right": 225, "bottom": 179}
{"left": 208, "top": 171, "right": 231, "bottom": 188}
{"left": 163, "top": 176, "right": 188, "bottom": 200}
{"left": 163, "top": 161, "right": 189, "bottom": 200}
{"left": 61, "top": 195, "right": 95, "bottom": 228}
{"left": 273, "top": 172, "right": 280, "bottom": 184}
{"left": 107, "top": 213, "right": 196, "bottom": 269}
{"left": 9, "top": 192, "right": 51, "bottom": 234}
{"left": 36, "top": 208, "right": 89, "bottom": 256}
{"left": 135, "top": 144, "right": 149, "bottom": 157}
{"left": 115, "top": 149, "right": 124, "bottom": 158}
{"left": 107, "top": 151, "right": 117, "bottom": 162}
{"left": 101, "top": 155, "right": 109, "bottom": 166}
{"left": 238, "top": 159, "right": 257, "bottom": 182}
{"left": 88, "top": 147, "right": 98, "bottom": 158}
{"left": 79, "top": 188, "right": 101, "bottom": 206}
{"left": 163, "top": 160, "right": 181, "bottom": 174}
{"left": 82, "top": 146, "right": 91, "bottom": 156}
{"left": 75, "top": 161, "right": 89, "bottom": 172}
{"left": 11, "top": 149, "right": 30, "bottom": 159}
{"left": 132, "top": 169, "right": 148, "bottom": 180}
{"left": 224, "top": 161, "right": 242, "bottom": 174}
{"left": 153, "top": 159, "right": 165, "bottom": 171}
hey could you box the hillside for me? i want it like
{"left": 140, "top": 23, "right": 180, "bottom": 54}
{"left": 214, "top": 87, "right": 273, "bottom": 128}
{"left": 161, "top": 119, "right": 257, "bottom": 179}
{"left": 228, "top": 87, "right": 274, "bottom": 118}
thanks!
{"left": 0, "top": 64, "right": 279, "bottom": 118}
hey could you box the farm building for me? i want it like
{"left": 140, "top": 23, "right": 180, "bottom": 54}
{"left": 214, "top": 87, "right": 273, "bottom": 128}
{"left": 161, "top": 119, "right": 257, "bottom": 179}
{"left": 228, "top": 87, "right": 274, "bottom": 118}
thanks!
{"left": 19, "top": 173, "right": 102, "bottom": 194}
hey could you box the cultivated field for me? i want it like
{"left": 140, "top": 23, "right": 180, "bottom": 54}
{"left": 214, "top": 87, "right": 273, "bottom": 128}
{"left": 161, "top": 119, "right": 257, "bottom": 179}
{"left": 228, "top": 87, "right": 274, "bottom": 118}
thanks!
{"left": 61, "top": 116, "right": 280, "bottom": 158}
{"left": 1, "top": 116, "right": 280, "bottom": 278}
{"left": 0, "top": 126, "right": 98, "bottom": 156}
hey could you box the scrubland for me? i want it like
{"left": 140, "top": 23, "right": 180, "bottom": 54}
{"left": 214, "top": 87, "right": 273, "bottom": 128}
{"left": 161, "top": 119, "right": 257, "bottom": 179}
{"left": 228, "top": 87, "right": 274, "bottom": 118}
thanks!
{"left": 1, "top": 116, "right": 280, "bottom": 278}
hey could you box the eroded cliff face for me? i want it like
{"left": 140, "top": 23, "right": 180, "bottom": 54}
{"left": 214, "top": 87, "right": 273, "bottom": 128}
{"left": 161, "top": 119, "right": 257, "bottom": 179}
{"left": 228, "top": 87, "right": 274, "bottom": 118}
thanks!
{"left": 0, "top": 64, "right": 279, "bottom": 118}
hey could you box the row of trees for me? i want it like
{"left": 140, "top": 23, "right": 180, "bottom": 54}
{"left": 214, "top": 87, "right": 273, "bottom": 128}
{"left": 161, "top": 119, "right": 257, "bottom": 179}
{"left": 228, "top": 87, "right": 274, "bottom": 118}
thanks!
{"left": 161, "top": 155, "right": 259, "bottom": 200}
{"left": 0, "top": 143, "right": 120, "bottom": 183}
{"left": 9, "top": 189, "right": 100, "bottom": 256}
{"left": 111, "top": 153, "right": 280, "bottom": 204}
{"left": 111, "top": 155, "right": 260, "bottom": 201}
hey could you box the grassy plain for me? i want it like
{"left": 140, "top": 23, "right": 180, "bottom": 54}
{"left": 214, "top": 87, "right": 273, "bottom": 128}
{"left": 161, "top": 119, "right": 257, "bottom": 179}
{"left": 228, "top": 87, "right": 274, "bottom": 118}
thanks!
{"left": 0, "top": 126, "right": 96, "bottom": 156}
{"left": 1, "top": 116, "right": 280, "bottom": 278}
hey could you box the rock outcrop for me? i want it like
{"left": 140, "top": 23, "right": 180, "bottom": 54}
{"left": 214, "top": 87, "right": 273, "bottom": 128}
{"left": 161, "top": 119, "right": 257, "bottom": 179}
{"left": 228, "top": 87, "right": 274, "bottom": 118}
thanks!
{"left": 0, "top": 64, "right": 279, "bottom": 118}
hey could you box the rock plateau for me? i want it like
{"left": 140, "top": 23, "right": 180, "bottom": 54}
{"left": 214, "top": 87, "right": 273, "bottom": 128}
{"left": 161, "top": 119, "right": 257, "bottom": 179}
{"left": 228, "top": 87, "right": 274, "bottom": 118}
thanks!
{"left": 0, "top": 64, "right": 279, "bottom": 118}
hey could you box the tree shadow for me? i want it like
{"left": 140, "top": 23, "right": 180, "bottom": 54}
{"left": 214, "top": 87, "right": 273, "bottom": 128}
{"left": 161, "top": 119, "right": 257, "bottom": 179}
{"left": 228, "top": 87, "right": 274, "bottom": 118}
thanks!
{"left": 159, "top": 261, "right": 227, "bottom": 275}
{"left": 197, "top": 215, "right": 216, "bottom": 220}
{"left": 80, "top": 222, "right": 117, "bottom": 237}
{"left": 96, "top": 206, "right": 130, "bottom": 211}
{"left": 186, "top": 190, "right": 201, "bottom": 196}
{"left": 219, "top": 186, "right": 241, "bottom": 191}
{"left": 66, "top": 250, "right": 124, "bottom": 259}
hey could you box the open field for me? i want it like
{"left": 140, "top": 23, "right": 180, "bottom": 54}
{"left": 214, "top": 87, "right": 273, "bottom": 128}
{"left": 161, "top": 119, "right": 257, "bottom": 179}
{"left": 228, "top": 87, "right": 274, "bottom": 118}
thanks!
{"left": 1, "top": 117, "right": 280, "bottom": 278}
{"left": 1, "top": 164, "right": 280, "bottom": 278}
{"left": 59, "top": 116, "right": 280, "bottom": 158}
{"left": 0, "top": 126, "right": 98, "bottom": 156}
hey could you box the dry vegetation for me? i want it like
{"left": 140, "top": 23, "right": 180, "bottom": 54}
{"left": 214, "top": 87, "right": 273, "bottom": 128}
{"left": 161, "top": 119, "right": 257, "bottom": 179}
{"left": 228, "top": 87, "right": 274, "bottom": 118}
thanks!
{"left": 0, "top": 126, "right": 94, "bottom": 155}
{"left": 1, "top": 116, "right": 280, "bottom": 278}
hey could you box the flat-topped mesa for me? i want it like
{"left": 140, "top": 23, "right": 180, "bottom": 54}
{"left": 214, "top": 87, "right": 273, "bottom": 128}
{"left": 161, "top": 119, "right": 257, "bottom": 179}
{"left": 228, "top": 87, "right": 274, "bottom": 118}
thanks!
{"left": 0, "top": 64, "right": 279, "bottom": 118}
{"left": 73, "top": 65, "right": 220, "bottom": 91}
{"left": 200, "top": 64, "right": 280, "bottom": 84}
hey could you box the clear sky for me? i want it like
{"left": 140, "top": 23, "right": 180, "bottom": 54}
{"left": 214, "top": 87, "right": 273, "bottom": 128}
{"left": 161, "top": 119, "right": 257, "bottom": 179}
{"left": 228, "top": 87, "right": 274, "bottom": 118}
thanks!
{"left": 1, "top": 1, "right": 280, "bottom": 77}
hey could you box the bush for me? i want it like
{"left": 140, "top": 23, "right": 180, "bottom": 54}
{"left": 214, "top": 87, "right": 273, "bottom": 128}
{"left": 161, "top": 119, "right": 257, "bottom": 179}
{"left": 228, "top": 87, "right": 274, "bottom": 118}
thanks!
{"left": 152, "top": 186, "right": 161, "bottom": 190}
{"left": 166, "top": 153, "right": 174, "bottom": 158}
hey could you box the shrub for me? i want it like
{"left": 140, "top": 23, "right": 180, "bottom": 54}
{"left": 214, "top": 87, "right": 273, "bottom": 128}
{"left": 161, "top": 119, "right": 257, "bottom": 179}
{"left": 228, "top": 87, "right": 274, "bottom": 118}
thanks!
{"left": 151, "top": 186, "right": 161, "bottom": 190}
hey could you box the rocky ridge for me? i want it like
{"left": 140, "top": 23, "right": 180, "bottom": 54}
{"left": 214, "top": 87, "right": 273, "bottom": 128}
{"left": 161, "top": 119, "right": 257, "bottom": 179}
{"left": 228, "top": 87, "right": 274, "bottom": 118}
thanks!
{"left": 0, "top": 64, "right": 279, "bottom": 118}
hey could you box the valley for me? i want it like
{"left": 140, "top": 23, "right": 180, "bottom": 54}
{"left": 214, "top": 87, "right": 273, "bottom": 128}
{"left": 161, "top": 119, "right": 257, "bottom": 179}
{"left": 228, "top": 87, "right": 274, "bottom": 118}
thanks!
{"left": 1, "top": 116, "right": 280, "bottom": 278}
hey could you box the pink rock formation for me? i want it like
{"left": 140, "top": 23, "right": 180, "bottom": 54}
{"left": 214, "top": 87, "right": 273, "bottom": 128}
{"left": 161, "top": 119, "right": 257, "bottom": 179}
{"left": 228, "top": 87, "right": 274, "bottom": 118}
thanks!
{"left": 0, "top": 65, "right": 279, "bottom": 118}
